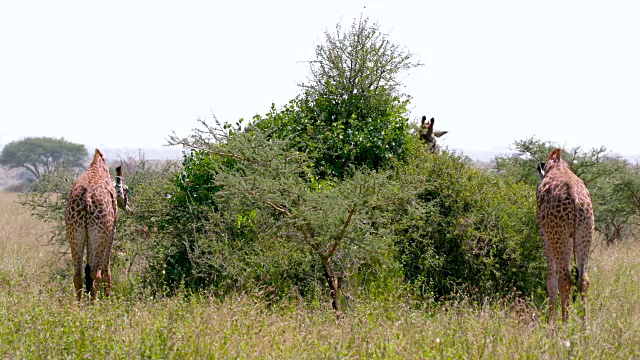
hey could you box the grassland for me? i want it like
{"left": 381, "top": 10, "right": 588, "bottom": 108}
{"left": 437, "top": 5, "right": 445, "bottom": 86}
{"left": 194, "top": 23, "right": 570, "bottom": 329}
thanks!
{"left": 1, "top": 191, "right": 639, "bottom": 359}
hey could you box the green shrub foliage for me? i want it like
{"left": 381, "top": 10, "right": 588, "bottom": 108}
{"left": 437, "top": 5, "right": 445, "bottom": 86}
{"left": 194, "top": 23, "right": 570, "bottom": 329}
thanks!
{"left": 164, "top": 121, "right": 547, "bottom": 304}
{"left": 167, "top": 120, "right": 413, "bottom": 309}
{"left": 19, "top": 128, "right": 548, "bottom": 305}
{"left": 395, "top": 150, "right": 546, "bottom": 300}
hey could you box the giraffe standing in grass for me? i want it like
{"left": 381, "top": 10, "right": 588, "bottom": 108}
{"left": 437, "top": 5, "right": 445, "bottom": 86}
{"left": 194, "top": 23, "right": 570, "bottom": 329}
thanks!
{"left": 536, "top": 148, "right": 593, "bottom": 325}
{"left": 65, "top": 149, "right": 131, "bottom": 301}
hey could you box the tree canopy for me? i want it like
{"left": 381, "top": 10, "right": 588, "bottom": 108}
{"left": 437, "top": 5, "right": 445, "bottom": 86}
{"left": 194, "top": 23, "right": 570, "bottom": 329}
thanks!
{"left": 0, "top": 137, "right": 88, "bottom": 179}
{"left": 252, "top": 16, "right": 422, "bottom": 179}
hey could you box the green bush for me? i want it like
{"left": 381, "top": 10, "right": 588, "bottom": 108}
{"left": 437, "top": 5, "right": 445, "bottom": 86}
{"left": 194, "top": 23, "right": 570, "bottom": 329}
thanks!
{"left": 166, "top": 124, "right": 415, "bottom": 310}
{"left": 394, "top": 150, "right": 546, "bottom": 300}
{"left": 135, "top": 143, "right": 324, "bottom": 299}
{"left": 19, "top": 135, "right": 547, "bottom": 306}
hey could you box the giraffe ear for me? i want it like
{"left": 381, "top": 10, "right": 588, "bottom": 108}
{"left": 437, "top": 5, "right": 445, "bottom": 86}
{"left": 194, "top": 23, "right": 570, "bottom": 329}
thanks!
{"left": 434, "top": 130, "right": 448, "bottom": 138}
{"left": 537, "top": 162, "right": 546, "bottom": 180}
{"left": 548, "top": 148, "right": 563, "bottom": 162}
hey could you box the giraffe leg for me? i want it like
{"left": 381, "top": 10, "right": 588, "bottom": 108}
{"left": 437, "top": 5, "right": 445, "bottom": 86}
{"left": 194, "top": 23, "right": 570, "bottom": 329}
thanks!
{"left": 67, "top": 223, "right": 86, "bottom": 302}
{"left": 558, "top": 264, "right": 572, "bottom": 323}
{"left": 73, "top": 256, "right": 84, "bottom": 301}
{"left": 87, "top": 222, "right": 103, "bottom": 303}
{"left": 576, "top": 265, "right": 589, "bottom": 323}
{"left": 90, "top": 267, "right": 102, "bottom": 303}
{"left": 546, "top": 259, "right": 558, "bottom": 326}
{"left": 102, "top": 226, "right": 115, "bottom": 297}
{"left": 88, "top": 214, "right": 116, "bottom": 302}
{"left": 101, "top": 258, "right": 112, "bottom": 297}
{"left": 102, "top": 223, "right": 115, "bottom": 297}
{"left": 574, "top": 219, "right": 592, "bottom": 323}
{"left": 542, "top": 226, "right": 558, "bottom": 326}
{"left": 559, "top": 234, "right": 574, "bottom": 324}
{"left": 88, "top": 241, "right": 101, "bottom": 303}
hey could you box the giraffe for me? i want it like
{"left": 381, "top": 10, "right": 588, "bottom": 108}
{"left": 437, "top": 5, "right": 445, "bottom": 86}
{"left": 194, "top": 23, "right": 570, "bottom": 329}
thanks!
{"left": 65, "top": 149, "right": 131, "bottom": 302}
{"left": 536, "top": 148, "right": 593, "bottom": 326}
{"left": 418, "top": 115, "right": 448, "bottom": 151}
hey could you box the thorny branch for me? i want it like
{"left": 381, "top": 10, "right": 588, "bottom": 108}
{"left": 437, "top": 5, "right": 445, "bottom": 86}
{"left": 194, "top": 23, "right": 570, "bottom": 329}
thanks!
{"left": 328, "top": 206, "right": 356, "bottom": 258}
{"left": 247, "top": 189, "right": 291, "bottom": 216}
{"left": 170, "top": 139, "right": 263, "bottom": 166}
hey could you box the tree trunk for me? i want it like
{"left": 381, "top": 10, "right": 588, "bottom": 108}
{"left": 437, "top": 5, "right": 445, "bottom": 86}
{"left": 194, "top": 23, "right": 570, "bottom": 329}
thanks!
{"left": 320, "top": 256, "right": 340, "bottom": 314}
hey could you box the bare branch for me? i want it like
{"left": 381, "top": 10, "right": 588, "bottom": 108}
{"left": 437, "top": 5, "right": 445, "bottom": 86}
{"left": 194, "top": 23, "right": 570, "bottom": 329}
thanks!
{"left": 247, "top": 189, "right": 291, "bottom": 216}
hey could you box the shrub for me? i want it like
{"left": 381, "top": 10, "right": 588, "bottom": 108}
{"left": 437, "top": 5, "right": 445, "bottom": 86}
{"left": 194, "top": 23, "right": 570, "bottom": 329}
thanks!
{"left": 167, "top": 120, "right": 415, "bottom": 310}
{"left": 394, "top": 150, "right": 546, "bottom": 300}
{"left": 139, "top": 140, "right": 323, "bottom": 298}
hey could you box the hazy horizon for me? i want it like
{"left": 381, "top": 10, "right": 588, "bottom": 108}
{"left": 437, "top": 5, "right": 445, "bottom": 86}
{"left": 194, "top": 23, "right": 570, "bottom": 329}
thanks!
{"left": 4, "top": 141, "right": 640, "bottom": 164}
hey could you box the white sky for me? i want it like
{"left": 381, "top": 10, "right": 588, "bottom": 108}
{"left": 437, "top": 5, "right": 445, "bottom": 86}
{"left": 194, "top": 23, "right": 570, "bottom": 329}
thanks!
{"left": 1, "top": 1, "right": 639, "bottom": 160}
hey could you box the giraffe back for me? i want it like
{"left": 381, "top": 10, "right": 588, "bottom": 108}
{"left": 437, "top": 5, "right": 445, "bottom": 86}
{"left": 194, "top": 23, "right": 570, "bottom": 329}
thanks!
{"left": 66, "top": 150, "right": 118, "bottom": 228}
{"left": 536, "top": 149, "right": 593, "bottom": 231}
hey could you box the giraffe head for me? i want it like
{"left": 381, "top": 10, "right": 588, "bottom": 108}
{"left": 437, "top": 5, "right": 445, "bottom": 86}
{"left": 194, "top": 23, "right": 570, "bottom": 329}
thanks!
{"left": 543, "top": 148, "right": 569, "bottom": 174}
{"left": 114, "top": 165, "right": 132, "bottom": 214}
{"left": 419, "top": 116, "right": 448, "bottom": 150}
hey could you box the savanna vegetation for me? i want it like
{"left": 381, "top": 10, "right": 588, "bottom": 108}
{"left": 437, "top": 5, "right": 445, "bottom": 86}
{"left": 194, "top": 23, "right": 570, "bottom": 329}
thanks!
{"left": 3, "top": 191, "right": 640, "bottom": 358}
{"left": 2, "top": 16, "right": 640, "bottom": 358}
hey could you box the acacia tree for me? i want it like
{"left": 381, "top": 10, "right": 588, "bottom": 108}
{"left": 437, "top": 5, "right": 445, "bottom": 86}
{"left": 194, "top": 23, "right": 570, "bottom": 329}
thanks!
{"left": 252, "top": 16, "right": 422, "bottom": 179}
{"left": 493, "top": 137, "right": 556, "bottom": 185}
{"left": 0, "top": 137, "right": 88, "bottom": 179}
{"left": 169, "top": 119, "right": 418, "bottom": 314}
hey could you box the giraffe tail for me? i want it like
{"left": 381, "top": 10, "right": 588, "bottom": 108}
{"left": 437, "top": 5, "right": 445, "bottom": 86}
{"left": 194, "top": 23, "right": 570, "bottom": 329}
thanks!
{"left": 571, "top": 264, "right": 579, "bottom": 303}
{"left": 85, "top": 264, "right": 93, "bottom": 295}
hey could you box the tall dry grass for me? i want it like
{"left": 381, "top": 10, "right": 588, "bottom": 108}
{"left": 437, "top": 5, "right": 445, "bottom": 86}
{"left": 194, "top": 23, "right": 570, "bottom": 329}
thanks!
{"left": 0, "top": 192, "right": 56, "bottom": 291}
{"left": 1, "top": 191, "right": 639, "bottom": 359}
